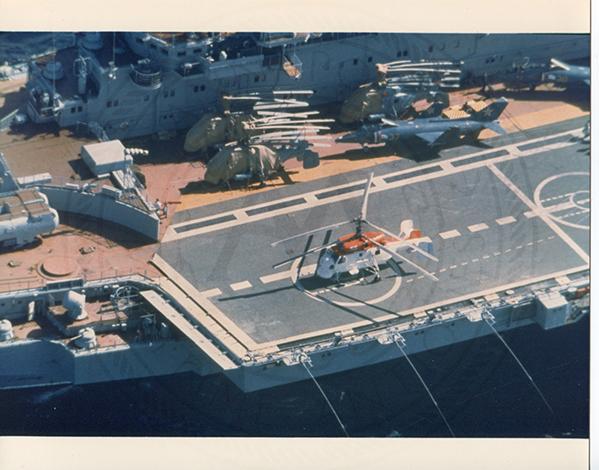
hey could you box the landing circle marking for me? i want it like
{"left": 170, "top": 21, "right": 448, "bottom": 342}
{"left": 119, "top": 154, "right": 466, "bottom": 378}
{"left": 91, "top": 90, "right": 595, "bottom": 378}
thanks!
{"left": 290, "top": 258, "right": 402, "bottom": 307}
{"left": 533, "top": 172, "right": 589, "bottom": 230}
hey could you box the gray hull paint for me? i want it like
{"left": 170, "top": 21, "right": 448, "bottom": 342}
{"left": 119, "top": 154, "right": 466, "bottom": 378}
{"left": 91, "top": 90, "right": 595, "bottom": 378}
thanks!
{"left": 29, "top": 33, "right": 589, "bottom": 139}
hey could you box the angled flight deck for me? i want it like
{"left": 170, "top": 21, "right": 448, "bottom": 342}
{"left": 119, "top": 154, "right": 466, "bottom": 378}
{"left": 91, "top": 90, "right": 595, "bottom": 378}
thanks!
{"left": 157, "top": 118, "right": 589, "bottom": 347}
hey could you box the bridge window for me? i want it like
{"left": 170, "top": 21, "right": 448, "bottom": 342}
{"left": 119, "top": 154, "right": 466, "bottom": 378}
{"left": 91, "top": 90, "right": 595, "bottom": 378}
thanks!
{"left": 144, "top": 95, "right": 149, "bottom": 102}
{"left": 367, "top": 56, "right": 373, "bottom": 63}
{"left": 353, "top": 58, "right": 358, "bottom": 66}
{"left": 428, "top": 45, "right": 434, "bottom": 53}
{"left": 150, "top": 43, "right": 157, "bottom": 50}
{"left": 161, "top": 48, "right": 168, "bottom": 56}
{"left": 254, "top": 75, "right": 260, "bottom": 82}
{"left": 200, "top": 84, "right": 205, "bottom": 91}
{"left": 193, "top": 85, "right": 199, "bottom": 93}
{"left": 170, "top": 90, "right": 175, "bottom": 97}
{"left": 106, "top": 100, "right": 112, "bottom": 108}
{"left": 177, "top": 51, "right": 186, "bottom": 57}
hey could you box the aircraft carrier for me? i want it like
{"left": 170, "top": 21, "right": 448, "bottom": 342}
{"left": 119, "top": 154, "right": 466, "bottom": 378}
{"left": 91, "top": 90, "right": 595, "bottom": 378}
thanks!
{"left": 0, "top": 32, "right": 590, "bottom": 436}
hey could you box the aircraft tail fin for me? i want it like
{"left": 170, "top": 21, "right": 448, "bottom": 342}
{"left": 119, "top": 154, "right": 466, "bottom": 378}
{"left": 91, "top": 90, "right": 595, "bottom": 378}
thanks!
{"left": 470, "top": 97, "right": 509, "bottom": 122}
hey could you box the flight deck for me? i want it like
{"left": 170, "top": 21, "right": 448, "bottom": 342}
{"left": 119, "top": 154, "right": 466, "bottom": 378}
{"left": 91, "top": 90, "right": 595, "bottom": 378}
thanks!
{"left": 156, "top": 117, "right": 589, "bottom": 348}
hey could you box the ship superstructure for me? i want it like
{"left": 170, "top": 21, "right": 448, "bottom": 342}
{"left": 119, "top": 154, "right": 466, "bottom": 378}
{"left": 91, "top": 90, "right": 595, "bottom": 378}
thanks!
{"left": 25, "top": 32, "right": 589, "bottom": 139}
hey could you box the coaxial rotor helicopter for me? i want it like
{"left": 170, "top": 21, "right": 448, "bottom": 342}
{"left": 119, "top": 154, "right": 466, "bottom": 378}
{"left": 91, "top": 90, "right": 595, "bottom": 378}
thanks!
{"left": 272, "top": 173, "right": 439, "bottom": 284}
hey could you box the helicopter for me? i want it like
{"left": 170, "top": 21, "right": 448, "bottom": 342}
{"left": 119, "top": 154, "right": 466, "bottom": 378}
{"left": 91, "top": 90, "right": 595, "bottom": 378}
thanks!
{"left": 272, "top": 173, "right": 438, "bottom": 284}
{"left": 339, "top": 60, "right": 463, "bottom": 124}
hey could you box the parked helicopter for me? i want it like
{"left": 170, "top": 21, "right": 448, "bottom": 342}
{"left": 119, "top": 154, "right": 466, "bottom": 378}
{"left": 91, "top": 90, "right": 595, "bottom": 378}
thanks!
{"left": 184, "top": 90, "right": 332, "bottom": 155}
{"left": 192, "top": 91, "right": 333, "bottom": 186}
{"left": 272, "top": 173, "right": 438, "bottom": 284}
{"left": 339, "top": 60, "right": 463, "bottom": 124}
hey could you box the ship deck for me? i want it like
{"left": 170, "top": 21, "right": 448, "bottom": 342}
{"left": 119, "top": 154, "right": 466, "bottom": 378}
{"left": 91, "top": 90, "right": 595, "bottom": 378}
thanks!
{"left": 155, "top": 117, "right": 589, "bottom": 349}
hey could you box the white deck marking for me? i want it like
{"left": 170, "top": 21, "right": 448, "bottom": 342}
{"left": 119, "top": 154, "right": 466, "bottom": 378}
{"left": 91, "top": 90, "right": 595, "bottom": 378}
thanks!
{"left": 496, "top": 216, "right": 517, "bottom": 225}
{"left": 164, "top": 128, "right": 582, "bottom": 242}
{"left": 468, "top": 223, "right": 489, "bottom": 233}
{"left": 440, "top": 160, "right": 454, "bottom": 171}
{"left": 260, "top": 271, "right": 292, "bottom": 284}
{"left": 439, "top": 229, "right": 461, "bottom": 239}
{"left": 230, "top": 280, "right": 252, "bottom": 291}
{"left": 200, "top": 288, "right": 223, "bottom": 298}
{"left": 488, "top": 164, "right": 589, "bottom": 265}
{"left": 233, "top": 210, "right": 249, "bottom": 221}
{"left": 471, "top": 258, "right": 479, "bottom": 263}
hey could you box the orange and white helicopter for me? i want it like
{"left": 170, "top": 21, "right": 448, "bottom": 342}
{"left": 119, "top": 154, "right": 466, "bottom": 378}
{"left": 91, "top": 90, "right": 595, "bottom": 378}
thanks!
{"left": 272, "top": 173, "right": 439, "bottom": 283}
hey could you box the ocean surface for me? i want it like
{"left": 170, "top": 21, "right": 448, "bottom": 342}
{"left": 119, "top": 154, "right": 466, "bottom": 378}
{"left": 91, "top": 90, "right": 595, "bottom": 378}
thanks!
{"left": 0, "top": 316, "right": 588, "bottom": 437}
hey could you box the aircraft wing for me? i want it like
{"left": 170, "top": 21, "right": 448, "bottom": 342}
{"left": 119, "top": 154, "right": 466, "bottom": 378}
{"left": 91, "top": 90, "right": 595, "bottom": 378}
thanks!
{"left": 414, "top": 131, "right": 445, "bottom": 144}
{"left": 483, "top": 121, "right": 507, "bottom": 135}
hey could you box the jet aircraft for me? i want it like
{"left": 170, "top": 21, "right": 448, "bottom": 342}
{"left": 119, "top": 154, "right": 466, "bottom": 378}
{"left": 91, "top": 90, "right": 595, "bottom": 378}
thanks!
{"left": 337, "top": 97, "right": 509, "bottom": 149}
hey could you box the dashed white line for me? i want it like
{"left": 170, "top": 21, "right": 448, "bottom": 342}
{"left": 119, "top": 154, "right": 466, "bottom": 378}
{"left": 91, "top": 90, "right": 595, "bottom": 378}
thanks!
{"left": 230, "top": 280, "right": 252, "bottom": 291}
{"left": 200, "top": 288, "right": 223, "bottom": 298}
{"left": 472, "top": 258, "right": 479, "bottom": 263}
{"left": 562, "top": 209, "right": 590, "bottom": 219}
{"left": 460, "top": 261, "right": 468, "bottom": 266}
{"left": 439, "top": 268, "right": 447, "bottom": 273}
{"left": 541, "top": 192, "right": 573, "bottom": 203}
{"left": 515, "top": 245, "right": 523, "bottom": 250}
{"left": 483, "top": 255, "right": 490, "bottom": 259}
{"left": 468, "top": 223, "right": 489, "bottom": 233}
{"left": 488, "top": 163, "right": 589, "bottom": 265}
{"left": 526, "top": 242, "right": 534, "bottom": 247}
{"left": 260, "top": 271, "right": 291, "bottom": 284}
{"left": 439, "top": 229, "right": 461, "bottom": 240}
{"left": 496, "top": 216, "right": 517, "bottom": 225}
{"left": 493, "top": 252, "right": 501, "bottom": 256}
{"left": 449, "top": 265, "right": 458, "bottom": 269}
{"left": 504, "top": 248, "right": 512, "bottom": 253}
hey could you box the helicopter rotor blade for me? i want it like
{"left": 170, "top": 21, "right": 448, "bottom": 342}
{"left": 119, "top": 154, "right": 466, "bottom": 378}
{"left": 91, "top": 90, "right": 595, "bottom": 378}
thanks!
{"left": 363, "top": 235, "right": 438, "bottom": 281}
{"left": 360, "top": 173, "right": 375, "bottom": 221}
{"left": 271, "top": 220, "right": 353, "bottom": 247}
{"left": 272, "top": 240, "right": 338, "bottom": 269}
{"left": 363, "top": 219, "right": 439, "bottom": 262}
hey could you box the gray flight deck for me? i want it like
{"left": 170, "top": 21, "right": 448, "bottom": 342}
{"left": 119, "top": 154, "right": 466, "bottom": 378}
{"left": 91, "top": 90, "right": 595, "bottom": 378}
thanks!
{"left": 158, "top": 119, "right": 589, "bottom": 346}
